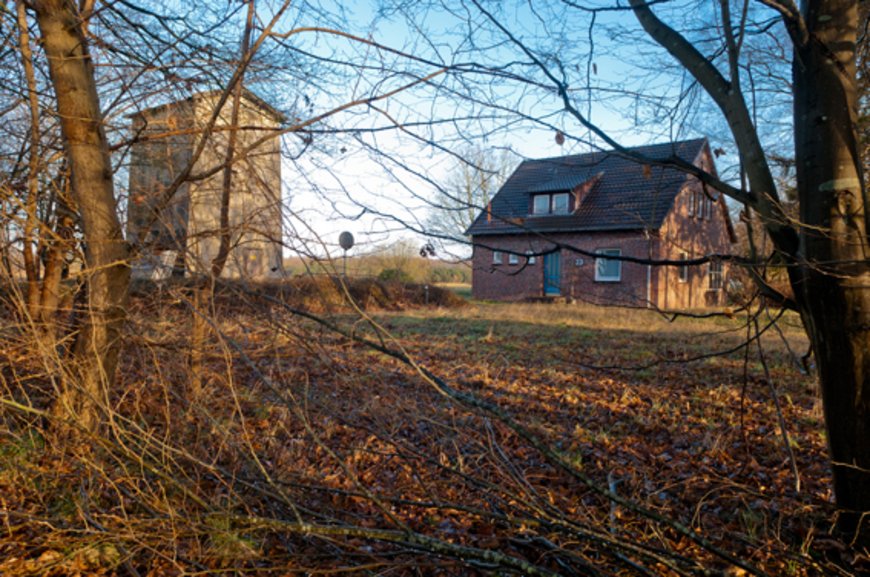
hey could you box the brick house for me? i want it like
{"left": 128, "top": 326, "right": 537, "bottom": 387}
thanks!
{"left": 127, "top": 90, "right": 284, "bottom": 280}
{"left": 466, "top": 139, "right": 735, "bottom": 308}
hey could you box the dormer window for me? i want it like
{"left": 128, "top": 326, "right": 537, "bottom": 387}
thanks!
{"left": 532, "top": 192, "right": 570, "bottom": 215}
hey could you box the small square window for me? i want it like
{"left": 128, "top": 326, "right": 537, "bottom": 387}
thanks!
{"left": 552, "top": 193, "right": 569, "bottom": 214}
{"left": 533, "top": 195, "right": 550, "bottom": 215}
{"left": 508, "top": 253, "right": 519, "bottom": 265}
{"left": 595, "top": 248, "right": 622, "bottom": 282}
{"left": 493, "top": 251, "right": 503, "bottom": 265}
{"left": 526, "top": 251, "right": 536, "bottom": 264}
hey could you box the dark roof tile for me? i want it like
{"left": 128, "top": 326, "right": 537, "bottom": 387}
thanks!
{"left": 467, "top": 138, "right": 708, "bottom": 236}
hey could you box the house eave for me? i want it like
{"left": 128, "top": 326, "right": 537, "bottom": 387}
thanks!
{"left": 469, "top": 224, "right": 661, "bottom": 237}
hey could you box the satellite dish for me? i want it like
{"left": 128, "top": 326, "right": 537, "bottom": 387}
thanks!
{"left": 338, "top": 231, "right": 354, "bottom": 251}
{"left": 338, "top": 231, "right": 354, "bottom": 277}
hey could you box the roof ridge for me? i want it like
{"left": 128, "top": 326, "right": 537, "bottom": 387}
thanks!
{"left": 530, "top": 137, "right": 706, "bottom": 164}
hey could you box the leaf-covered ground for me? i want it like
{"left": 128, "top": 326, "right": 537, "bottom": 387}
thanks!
{"left": 0, "top": 281, "right": 844, "bottom": 575}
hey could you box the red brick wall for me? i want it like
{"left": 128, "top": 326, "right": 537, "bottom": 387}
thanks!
{"left": 471, "top": 232, "right": 662, "bottom": 305}
{"left": 471, "top": 236, "right": 545, "bottom": 301}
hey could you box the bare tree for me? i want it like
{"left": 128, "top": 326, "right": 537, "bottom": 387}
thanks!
{"left": 360, "top": 0, "right": 869, "bottom": 545}
{"left": 33, "top": 0, "right": 130, "bottom": 436}
{"left": 426, "top": 146, "right": 513, "bottom": 243}
{"left": 627, "top": 0, "right": 869, "bottom": 542}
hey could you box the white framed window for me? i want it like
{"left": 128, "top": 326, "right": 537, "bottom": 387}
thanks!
{"left": 708, "top": 260, "right": 723, "bottom": 290}
{"left": 493, "top": 250, "right": 503, "bottom": 265}
{"left": 533, "top": 195, "right": 550, "bottom": 214}
{"left": 526, "top": 250, "right": 536, "bottom": 265}
{"left": 508, "top": 253, "right": 519, "bottom": 265}
{"left": 532, "top": 192, "right": 571, "bottom": 215}
{"left": 678, "top": 252, "right": 689, "bottom": 283}
{"left": 595, "top": 248, "right": 622, "bottom": 282}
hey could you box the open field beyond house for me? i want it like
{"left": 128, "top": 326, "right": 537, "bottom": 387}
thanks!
{"left": 0, "top": 279, "right": 841, "bottom": 576}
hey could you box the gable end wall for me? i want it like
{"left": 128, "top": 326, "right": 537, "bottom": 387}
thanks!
{"left": 653, "top": 147, "right": 733, "bottom": 309}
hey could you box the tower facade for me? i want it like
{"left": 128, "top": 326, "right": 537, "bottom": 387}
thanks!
{"left": 127, "top": 90, "right": 284, "bottom": 280}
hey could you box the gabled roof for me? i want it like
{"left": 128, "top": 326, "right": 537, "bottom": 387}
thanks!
{"left": 466, "top": 138, "right": 710, "bottom": 236}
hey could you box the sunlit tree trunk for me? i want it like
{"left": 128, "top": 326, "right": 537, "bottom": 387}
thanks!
{"left": 34, "top": 0, "right": 130, "bottom": 435}
{"left": 792, "top": 0, "right": 870, "bottom": 541}
{"left": 210, "top": 0, "right": 254, "bottom": 278}
{"left": 16, "top": 0, "right": 43, "bottom": 318}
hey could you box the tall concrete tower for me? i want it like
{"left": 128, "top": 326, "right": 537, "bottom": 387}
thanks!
{"left": 127, "top": 90, "right": 284, "bottom": 280}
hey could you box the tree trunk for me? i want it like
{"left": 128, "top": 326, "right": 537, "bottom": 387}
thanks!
{"left": 191, "top": 0, "right": 256, "bottom": 396}
{"left": 16, "top": 0, "right": 43, "bottom": 318}
{"left": 794, "top": 0, "right": 870, "bottom": 543}
{"left": 210, "top": 0, "right": 255, "bottom": 279}
{"left": 39, "top": 194, "right": 75, "bottom": 328}
{"left": 33, "top": 0, "right": 130, "bottom": 436}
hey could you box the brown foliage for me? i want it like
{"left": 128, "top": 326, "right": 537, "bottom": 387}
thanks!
{"left": 128, "top": 276, "right": 467, "bottom": 314}
{"left": 0, "top": 284, "right": 845, "bottom": 575}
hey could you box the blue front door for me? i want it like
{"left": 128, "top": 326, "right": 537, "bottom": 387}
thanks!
{"left": 544, "top": 251, "right": 561, "bottom": 295}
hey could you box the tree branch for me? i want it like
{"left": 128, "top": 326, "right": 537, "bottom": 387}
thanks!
{"left": 628, "top": 0, "right": 799, "bottom": 257}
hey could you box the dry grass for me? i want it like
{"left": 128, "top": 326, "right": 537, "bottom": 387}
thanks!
{"left": 447, "top": 299, "right": 806, "bottom": 339}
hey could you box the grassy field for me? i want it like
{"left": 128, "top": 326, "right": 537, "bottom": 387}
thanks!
{"left": 0, "top": 282, "right": 835, "bottom": 575}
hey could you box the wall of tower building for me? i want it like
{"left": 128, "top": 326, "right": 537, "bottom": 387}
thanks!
{"left": 127, "top": 92, "right": 283, "bottom": 280}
